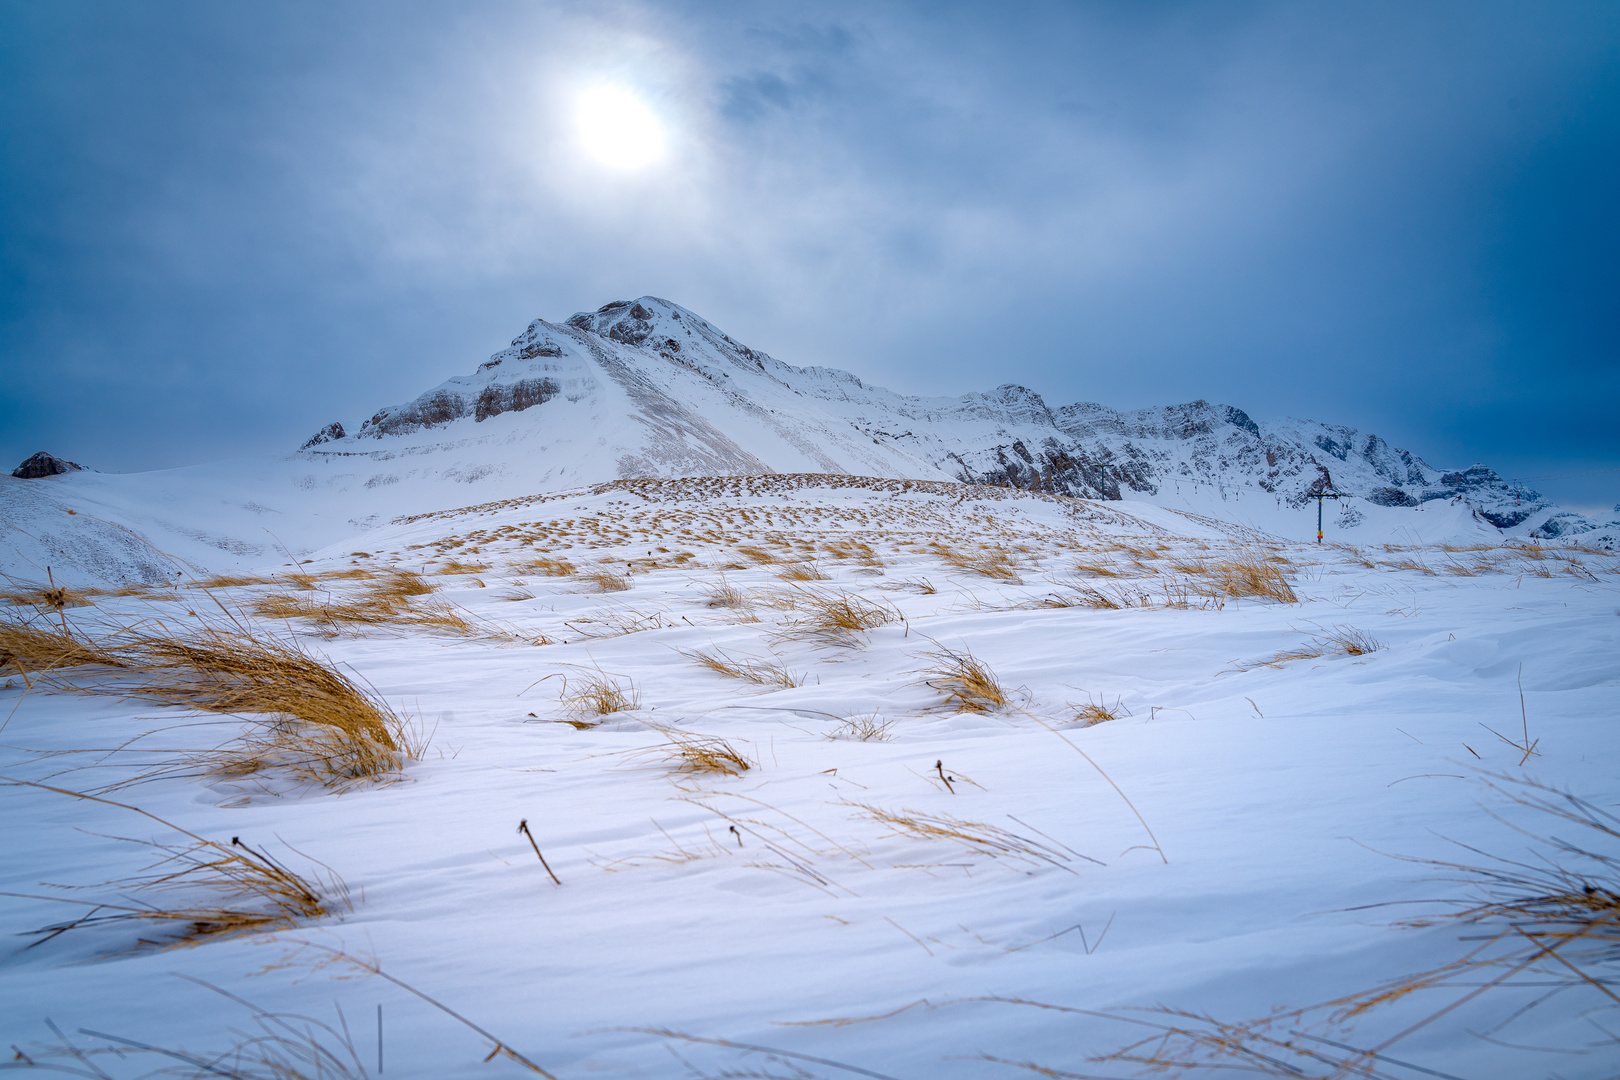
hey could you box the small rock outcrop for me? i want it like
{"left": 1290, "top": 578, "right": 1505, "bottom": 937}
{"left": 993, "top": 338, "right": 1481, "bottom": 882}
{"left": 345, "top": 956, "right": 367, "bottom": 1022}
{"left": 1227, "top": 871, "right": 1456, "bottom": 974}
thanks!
{"left": 11, "top": 452, "right": 83, "bottom": 479}
{"left": 300, "top": 422, "right": 346, "bottom": 449}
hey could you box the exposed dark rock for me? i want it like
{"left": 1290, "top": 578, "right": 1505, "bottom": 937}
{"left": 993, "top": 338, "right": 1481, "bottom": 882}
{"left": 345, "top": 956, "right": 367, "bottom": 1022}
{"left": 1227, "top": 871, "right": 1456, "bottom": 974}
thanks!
{"left": 1365, "top": 485, "right": 1419, "bottom": 508}
{"left": 1223, "top": 405, "right": 1260, "bottom": 437}
{"left": 474, "top": 377, "right": 560, "bottom": 422}
{"left": 11, "top": 451, "right": 82, "bottom": 479}
{"left": 359, "top": 389, "right": 468, "bottom": 437}
{"left": 300, "top": 422, "right": 346, "bottom": 449}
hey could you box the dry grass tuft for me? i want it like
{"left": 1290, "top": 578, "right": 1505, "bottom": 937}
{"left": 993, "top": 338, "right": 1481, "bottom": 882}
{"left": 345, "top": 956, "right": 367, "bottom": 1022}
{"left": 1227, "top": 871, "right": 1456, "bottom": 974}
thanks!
{"left": 685, "top": 647, "right": 803, "bottom": 689}
{"left": 250, "top": 571, "right": 478, "bottom": 638}
{"left": 1321, "top": 625, "right": 1383, "bottom": 656}
{"left": 920, "top": 645, "right": 1009, "bottom": 713}
{"left": 703, "top": 576, "right": 749, "bottom": 608}
{"left": 517, "top": 556, "right": 577, "bottom": 577}
{"left": 780, "top": 588, "right": 899, "bottom": 647}
{"left": 3, "top": 780, "right": 346, "bottom": 949}
{"left": 3, "top": 583, "right": 93, "bottom": 612}
{"left": 734, "top": 544, "right": 778, "bottom": 566}
{"left": 1205, "top": 549, "right": 1298, "bottom": 603}
{"left": 560, "top": 668, "right": 641, "bottom": 722}
{"left": 437, "top": 559, "right": 491, "bottom": 575}
{"left": 777, "top": 560, "right": 829, "bottom": 582}
{"left": 1070, "top": 695, "right": 1130, "bottom": 727}
{"left": 1233, "top": 625, "right": 1385, "bottom": 671}
{"left": 1026, "top": 582, "right": 1136, "bottom": 610}
{"left": 828, "top": 711, "right": 895, "bottom": 742}
{"left": 565, "top": 608, "right": 669, "bottom": 639}
{"left": 0, "top": 617, "right": 125, "bottom": 680}
{"left": 850, "top": 803, "right": 1075, "bottom": 871}
{"left": 1068, "top": 774, "right": 1620, "bottom": 1077}
{"left": 937, "top": 544, "right": 1023, "bottom": 582}
{"left": 191, "top": 573, "right": 274, "bottom": 590}
{"left": 644, "top": 725, "right": 753, "bottom": 777}
{"left": 580, "top": 568, "right": 632, "bottom": 593}
{"left": 2, "top": 611, "right": 414, "bottom": 789}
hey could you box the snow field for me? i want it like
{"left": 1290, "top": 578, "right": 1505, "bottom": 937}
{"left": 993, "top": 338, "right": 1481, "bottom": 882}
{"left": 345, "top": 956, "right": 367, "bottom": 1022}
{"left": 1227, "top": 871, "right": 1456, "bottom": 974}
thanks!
{"left": 2, "top": 478, "right": 1618, "bottom": 1077}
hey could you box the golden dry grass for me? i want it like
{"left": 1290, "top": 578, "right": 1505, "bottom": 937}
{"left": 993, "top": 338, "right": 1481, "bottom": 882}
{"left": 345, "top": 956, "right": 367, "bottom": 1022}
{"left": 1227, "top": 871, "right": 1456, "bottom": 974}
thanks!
{"left": 250, "top": 572, "right": 479, "bottom": 638}
{"left": 850, "top": 803, "right": 1074, "bottom": 871}
{"left": 777, "top": 560, "right": 829, "bottom": 582}
{"left": 558, "top": 668, "right": 641, "bottom": 724}
{"left": 0, "top": 617, "right": 125, "bottom": 682}
{"left": 684, "top": 647, "right": 803, "bottom": 688}
{"left": 1203, "top": 549, "right": 1298, "bottom": 603}
{"left": 579, "top": 568, "right": 632, "bottom": 593}
{"left": 1070, "top": 695, "right": 1130, "bottom": 727}
{"left": 703, "top": 577, "right": 749, "bottom": 608}
{"left": 1067, "top": 775, "right": 1620, "bottom": 1076}
{"left": 190, "top": 573, "right": 274, "bottom": 590}
{"left": 920, "top": 644, "right": 1009, "bottom": 713}
{"left": 643, "top": 725, "right": 752, "bottom": 776}
{"left": 3, "top": 780, "right": 345, "bottom": 949}
{"left": 828, "top": 711, "right": 895, "bottom": 741}
{"left": 2, "top": 583, "right": 93, "bottom": 611}
{"left": 779, "top": 588, "right": 899, "bottom": 647}
{"left": 437, "top": 559, "right": 491, "bottom": 575}
{"left": 2, "top": 610, "right": 414, "bottom": 789}
{"left": 935, "top": 544, "right": 1023, "bottom": 582}
{"left": 516, "top": 556, "right": 577, "bottom": 577}
{"left": 1233, "top": 625, "right": 1384, "bottom": 671}
{"left": 734, "top": 544, "right": 778, "bottom": 566}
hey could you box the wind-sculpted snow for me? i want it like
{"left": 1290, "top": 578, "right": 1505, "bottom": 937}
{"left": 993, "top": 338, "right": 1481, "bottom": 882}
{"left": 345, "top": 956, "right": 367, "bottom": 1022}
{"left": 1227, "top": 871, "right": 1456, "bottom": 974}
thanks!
{"left": 3, "top": 474, "right": 1616, "bottom": 1077}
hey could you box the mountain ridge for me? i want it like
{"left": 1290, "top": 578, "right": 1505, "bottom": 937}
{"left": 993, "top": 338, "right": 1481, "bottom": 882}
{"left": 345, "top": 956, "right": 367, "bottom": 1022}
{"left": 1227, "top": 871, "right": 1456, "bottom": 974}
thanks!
{"left": 303, "top": 295, "right": 1616, "bottom": 546}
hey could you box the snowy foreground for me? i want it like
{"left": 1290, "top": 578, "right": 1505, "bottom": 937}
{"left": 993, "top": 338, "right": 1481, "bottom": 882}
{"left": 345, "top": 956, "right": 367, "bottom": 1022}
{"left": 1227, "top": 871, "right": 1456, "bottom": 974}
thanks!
{"left": 2, "top": 475, "right": 1617, "bottom": 1078}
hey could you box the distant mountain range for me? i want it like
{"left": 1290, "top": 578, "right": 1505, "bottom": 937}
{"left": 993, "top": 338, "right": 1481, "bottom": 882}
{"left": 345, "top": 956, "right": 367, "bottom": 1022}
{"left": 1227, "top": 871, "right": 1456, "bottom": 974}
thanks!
{"left": 304, "top": 296, "right": 1615, "bottom": 545}
{"left": 6, "top": 296, "right": 1615, "bottom": 589}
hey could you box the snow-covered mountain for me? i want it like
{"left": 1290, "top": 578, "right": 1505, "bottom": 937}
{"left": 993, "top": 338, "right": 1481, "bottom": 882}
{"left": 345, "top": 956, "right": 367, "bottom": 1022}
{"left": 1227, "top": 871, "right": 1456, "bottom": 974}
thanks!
{"left": 308, "top": 296, "right": 1613, "bottom": 543}
{"left": 4, "top": 295, "right": 1615, "bottom": 588}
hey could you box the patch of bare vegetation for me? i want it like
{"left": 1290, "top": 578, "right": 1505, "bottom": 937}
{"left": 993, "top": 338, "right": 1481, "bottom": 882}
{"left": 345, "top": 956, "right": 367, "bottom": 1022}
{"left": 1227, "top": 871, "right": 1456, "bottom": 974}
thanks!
{"left": 0, "top": 610, "right": 415, "bottom": 790}
{"left": 935, "top": 543, "right": 1023, "bottom": 582}
{"left": 250, "top": 572, "right": 481, "bottom": 638}
{"left": 558, "top": 668, "right": 641, "bottom": 726}
{"left": 1232, "top": 625, "right": 1384, "bottom": 671}
{"left": 2, "top": 780, "right": 346, "bottom": 949}
{"left": 564, "top": 608, "right": 669, "bottom": 639}
{"left": 516, "top": 556, "right": 576, "bottom": 577}
{"left": 641, "top": 725, "right": 753, "bottom": 777}
{"left": 684, "top": 647, "right": 803, "bottom": 689}
{"left": 1069, "top": 694, "right": 1130, "bottom": 727}
{"left": 1063, "top": 775, "right": 1620, "bottom": 1077}
{"left": 1204, "top": 548, "right": 1298, "bottom": 603}
{"left": 579, "top": 568, "right": 632, "bottom": 593}
{"left": 850, "top": 803, "right": 1076, "bottom": 872}
{"left": 777, "top": 560, "right": 829, "bottom": 582}
{"left": 779, "top": 588, "right": 899, "bottom": 647}
{"left": 919, "top": 645, "right": 1009, "bottom": 713}
{"left": 827, "top": 711, "right": 895, "bottom": 742}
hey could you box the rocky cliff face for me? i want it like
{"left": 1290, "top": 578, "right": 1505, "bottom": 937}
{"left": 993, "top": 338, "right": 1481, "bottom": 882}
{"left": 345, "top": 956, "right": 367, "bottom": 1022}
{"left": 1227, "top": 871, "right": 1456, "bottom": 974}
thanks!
{"left": 301, "top": 295, "right": 1604, "bottom": 544}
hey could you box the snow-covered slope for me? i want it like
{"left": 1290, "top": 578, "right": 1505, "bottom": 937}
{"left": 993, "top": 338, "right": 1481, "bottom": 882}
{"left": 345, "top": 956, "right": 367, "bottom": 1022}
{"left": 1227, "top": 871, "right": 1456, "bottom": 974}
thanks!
{"left": 4, "top": 296, "right": 1615, "bottom": 589}
{"left": 308, "top": 295, "right": 1613, "bottom": 545}
{"left": 4, "top": 474, "right": 1617, "bottom": 1078}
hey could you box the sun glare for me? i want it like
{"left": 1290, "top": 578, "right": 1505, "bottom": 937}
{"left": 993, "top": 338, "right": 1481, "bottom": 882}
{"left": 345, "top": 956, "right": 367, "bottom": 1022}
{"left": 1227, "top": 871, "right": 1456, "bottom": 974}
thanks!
{"left": 575, "top": 86, "right": 666, "bottom": 170}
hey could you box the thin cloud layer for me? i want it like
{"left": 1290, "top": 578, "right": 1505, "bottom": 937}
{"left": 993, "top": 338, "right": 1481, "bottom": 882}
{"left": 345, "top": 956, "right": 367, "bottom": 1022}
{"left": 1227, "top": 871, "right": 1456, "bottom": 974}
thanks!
{"left": 1, "top": 0, "right": 1616, "bottom": 503}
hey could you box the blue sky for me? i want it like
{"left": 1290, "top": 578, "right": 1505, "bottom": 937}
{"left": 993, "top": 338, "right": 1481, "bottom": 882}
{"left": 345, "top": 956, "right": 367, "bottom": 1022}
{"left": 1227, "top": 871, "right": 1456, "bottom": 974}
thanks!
{"left": 2, "top": 1, "right": 1617, "bottom": 507}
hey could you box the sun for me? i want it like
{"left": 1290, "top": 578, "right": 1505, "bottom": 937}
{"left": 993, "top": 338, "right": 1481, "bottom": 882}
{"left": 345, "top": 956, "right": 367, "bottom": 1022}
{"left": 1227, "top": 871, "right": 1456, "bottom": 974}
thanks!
{"left": 574, "top": 86, "right": 666, "bottom": 170}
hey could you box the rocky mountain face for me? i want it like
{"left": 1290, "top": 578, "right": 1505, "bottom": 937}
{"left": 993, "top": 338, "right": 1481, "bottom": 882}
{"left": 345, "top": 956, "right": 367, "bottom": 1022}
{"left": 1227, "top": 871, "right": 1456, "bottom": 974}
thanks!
{"left": 11, "top": 451, "right": 83, "bottom": 479}
{"left": 300, "top": 296, "right": 1606, "bottom": 544}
